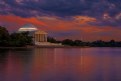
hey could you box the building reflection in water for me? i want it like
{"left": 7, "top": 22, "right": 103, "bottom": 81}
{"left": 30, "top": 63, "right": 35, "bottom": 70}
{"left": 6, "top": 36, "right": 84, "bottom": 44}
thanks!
{"left": 0, "top": 49, "right": 34, "bottom": 81}
{"left": 0, "top": 48, "right": 121, "bottom": 81}
{"left": 31, "top": 48, "right": 101, "bottom": 81}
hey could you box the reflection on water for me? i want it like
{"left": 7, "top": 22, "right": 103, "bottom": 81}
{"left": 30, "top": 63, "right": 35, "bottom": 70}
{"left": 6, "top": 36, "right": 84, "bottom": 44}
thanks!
{"left": 0, "top": 48, "right": 121, "bottom": 81}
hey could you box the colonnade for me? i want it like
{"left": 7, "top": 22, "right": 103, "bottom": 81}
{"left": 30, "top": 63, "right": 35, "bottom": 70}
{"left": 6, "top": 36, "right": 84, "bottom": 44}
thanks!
{"left": 35, "top": 34, "right": 47, "bottom": 42}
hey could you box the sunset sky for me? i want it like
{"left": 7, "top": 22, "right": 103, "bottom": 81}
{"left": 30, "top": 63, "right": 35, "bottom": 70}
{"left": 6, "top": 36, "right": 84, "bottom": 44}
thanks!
{"left": 0, "top": 0, "right": 121, "bottom": 41}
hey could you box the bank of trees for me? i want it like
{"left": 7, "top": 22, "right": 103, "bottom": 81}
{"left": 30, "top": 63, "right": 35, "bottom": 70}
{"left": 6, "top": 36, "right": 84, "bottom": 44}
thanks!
{"left": 61, "top": 39, "right": 121, "bottom": 47}
{"left": 47, "top": 37, "right": 121, "bottom": 47}
{"left": 0, "top": 26, "right": 33, "bottom": 47}
{"left": 1, "top": 26, "right": 121, "bottom": 47}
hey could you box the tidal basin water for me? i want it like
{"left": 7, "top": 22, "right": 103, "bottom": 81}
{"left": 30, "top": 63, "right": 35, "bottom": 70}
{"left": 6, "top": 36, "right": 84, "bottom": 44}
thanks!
{"left": 0, "top": 48, "right": 121, "bottom": 81}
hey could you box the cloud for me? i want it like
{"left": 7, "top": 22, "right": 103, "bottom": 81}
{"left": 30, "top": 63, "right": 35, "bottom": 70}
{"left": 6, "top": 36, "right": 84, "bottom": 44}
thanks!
{"left": 1, "top": 0, "right": 121, "bottom": 27}
{"left": 0, "top": 0, "right": 120, "bottom": 17}
{"left": 0, "top": 15, "right": 121, "bottom": 41}
{"left": 1, "top": 0, "right": 121, "bottom": 40}
{"left": 0, "top": 15, "right": 46, "bottom": 31}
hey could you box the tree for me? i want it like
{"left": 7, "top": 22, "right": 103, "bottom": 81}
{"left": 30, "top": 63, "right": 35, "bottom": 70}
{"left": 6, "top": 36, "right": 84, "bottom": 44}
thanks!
{"left": 0, "top": 26, "right": 10, "bottom": 46}
{"left": 62, "top": 39, "right": 74, "bottom": 46}
{"left": 47, "top": 36, "right": 57, "bottom": 43}
{"left": 91, "top": 40, "right": 106, "bottom": 47}
{"left": 107, "top": 40, "right": 116, "bottom": 47}
{"left": 9, "top": 32, "right": 33, "bottom": 46}
{"left": 74, "top": 40, "right": 82, "bottom": 46}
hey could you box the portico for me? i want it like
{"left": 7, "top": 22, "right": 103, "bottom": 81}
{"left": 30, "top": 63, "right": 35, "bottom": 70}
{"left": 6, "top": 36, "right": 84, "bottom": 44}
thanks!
{"left": 34, "top": 30, "right": 47, "bottom": 43}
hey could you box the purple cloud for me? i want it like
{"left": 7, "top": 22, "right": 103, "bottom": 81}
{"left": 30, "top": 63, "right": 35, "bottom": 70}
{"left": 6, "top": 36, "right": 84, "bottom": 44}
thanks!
{"left": 1, "top": 0, "right": 121, "bottom": 27}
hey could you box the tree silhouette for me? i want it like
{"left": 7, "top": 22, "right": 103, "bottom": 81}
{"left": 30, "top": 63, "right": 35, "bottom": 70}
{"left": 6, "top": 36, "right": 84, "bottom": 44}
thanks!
{"left": 0, "top": 26, "right": 10, "bottom": 46}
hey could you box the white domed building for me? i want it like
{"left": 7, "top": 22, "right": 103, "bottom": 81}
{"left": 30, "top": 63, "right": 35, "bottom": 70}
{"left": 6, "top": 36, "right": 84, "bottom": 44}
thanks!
{"left": 18, "top": 24, "right": 48, "bottom": 44}
{"left": 18, "top": 24, "right": 38, "bottom": 32}
{"left": 18, "top": 24, "right": 62, "bottom": 47}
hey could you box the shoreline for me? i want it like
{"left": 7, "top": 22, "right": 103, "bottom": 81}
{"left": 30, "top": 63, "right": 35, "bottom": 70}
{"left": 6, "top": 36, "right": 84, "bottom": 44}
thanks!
{"left": 0, "top": 46, "right": 121, "bottom": 49}
{"left": 0, "top": 46, "right": 87, "bottom": 49}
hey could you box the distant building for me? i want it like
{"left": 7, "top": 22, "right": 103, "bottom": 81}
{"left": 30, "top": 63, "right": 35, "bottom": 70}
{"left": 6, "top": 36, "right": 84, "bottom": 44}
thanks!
{"left": 34, "top": 30, "right": 48, "bottom": 45}
{"left": 18, "top": 24, "right": 38, "bottom": 32}
{"left": 18, "top": 24, "right": 62, "bottom": 46}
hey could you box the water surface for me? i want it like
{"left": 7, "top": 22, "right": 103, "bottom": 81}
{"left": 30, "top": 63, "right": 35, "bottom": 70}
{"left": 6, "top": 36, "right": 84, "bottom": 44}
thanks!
{"left": 0, "top": 48, "right": 121, "bottom": 81}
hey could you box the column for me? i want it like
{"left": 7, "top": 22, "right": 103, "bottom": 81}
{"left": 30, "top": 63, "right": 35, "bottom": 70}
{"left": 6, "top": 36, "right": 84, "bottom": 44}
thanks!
{"left": 39, "top": 34, "right": 41, "bottom": 42}
{"left": 40, "top": 34, "right": 41, "bottom": 42}
{"left": 37, "top": 34, "right": 38, "bottom": 42}
{"left": 45, "top": 34, "right": 47, "bottom": 42}
{"left": 43, "top": 34, "right": 45, "bottom": 42}
{"left": 35, "top": 34, "right": 37, "bottom": 41}
{"left": 40, "top": 34, "right": 42, "bottom": 42}
{"left": 44, "top": 34, "right": 46, "bottom": 42}
{"left": 41, "top": 34, "right": 42, "bottom": 42}
{"left": 42, "top": 34, "right": 44, "bottom": 42}
{"left": 39, "top": 34, "right": 40, "bottom": 42}
{"left": 42, "top": 34, "right": 43, "bottom": 42}
{"left": 38, "top": 34, "right": 39, "bottom": 42}
{"left": 37, "top": 34, "right": 39, "bottom": 42}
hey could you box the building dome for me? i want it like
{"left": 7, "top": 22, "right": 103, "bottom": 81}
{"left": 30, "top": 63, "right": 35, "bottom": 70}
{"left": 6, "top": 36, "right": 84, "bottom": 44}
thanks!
{"left": 18, "top": 24, "right": 38, "bottom": 32}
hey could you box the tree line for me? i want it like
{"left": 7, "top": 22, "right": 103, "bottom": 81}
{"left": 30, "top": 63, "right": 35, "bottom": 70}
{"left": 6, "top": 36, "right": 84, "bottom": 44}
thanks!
{"left": 48, "top": 37, "right": 121, "bottom": 47}
{"left": 0, "top": 26, "right": 33, "bottom": 47}
{"left": 1, "top": 26, "right": 121, "bottom": 47}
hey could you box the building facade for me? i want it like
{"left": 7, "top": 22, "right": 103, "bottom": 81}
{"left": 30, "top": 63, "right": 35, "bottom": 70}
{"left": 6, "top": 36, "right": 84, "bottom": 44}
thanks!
{"left": 34, "top": 30, "right": 48, "bottom": 43}
{"left": 18, "top": 24, "right": 62, "bottom": 46}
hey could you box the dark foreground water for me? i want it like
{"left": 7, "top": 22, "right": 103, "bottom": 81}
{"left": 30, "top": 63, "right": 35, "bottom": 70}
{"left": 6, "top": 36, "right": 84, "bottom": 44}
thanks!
{"left": 0, "top": 48, "right": 121, "bottom": 81}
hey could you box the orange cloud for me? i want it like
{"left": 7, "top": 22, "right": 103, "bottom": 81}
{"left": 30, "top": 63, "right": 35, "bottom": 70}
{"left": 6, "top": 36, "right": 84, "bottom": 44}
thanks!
{"left": 74, "top": 16, "right": 97, "bottom": 24}
{"left": 0, "top": 15, "right": 46, "bottom": 30}
{"left": 0, "top": 15, "right": 121, "bottom": 41}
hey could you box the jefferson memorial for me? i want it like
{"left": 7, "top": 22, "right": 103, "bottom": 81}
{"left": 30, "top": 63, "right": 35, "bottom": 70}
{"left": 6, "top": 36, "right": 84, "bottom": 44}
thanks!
{"left": 18, "top": 24, "right": 61, "bottom": 46}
